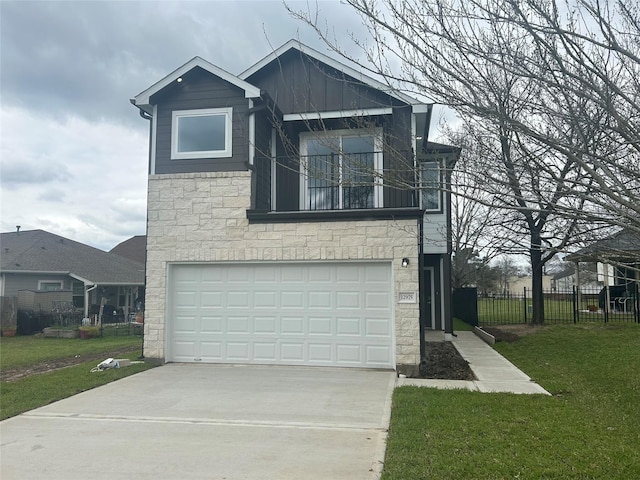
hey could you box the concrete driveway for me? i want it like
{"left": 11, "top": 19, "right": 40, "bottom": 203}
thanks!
{"left": 1, "top": 364, "right": 395, "bottom": 480}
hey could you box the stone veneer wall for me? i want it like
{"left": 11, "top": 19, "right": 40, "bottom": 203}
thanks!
{"left": 145, "top": 171, "right": 421, "bottom": 368}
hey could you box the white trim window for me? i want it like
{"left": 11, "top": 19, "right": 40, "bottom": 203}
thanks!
{"left": 421, "top": 161, "right": 441, "bottom": 211}
{"left": 38, "top": 280, "right": 63, "bottom": 291}
{"left": 171, "top": 107, "right": 233, "bottom": 159}
{"left": 300, "top": 129, "right": 383, "bottom": 210}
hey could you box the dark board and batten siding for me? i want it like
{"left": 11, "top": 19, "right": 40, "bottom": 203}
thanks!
{"left": 245, "top": 49, "right": 400, "bottom": 115}
{"left": 152, "top": 67, "right": 251, "bottom": 174}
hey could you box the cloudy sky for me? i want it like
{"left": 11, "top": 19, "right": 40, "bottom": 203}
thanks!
{"left": 0, "top": 1, "right": 434, "bottom": 251}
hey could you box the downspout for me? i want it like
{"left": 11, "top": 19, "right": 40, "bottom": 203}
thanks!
{"left": 418, "top": 213, "right": 428, "bottom": 376}
{"left": 417, "top": 105, "right": 433, "bottom": 376}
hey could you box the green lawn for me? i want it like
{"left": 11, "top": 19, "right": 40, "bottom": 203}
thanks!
{"left": 0, "top": 333, "right": 155, "bottom": 420}
{"left": 382, "top": 323, "right": 640, "bottom": 479}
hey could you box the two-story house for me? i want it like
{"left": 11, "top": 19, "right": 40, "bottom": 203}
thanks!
{"left": 132, "top": 40, "right": 459, "bottom": 373}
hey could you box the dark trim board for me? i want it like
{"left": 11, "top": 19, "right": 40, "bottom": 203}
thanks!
{"left": 246, "top": 208, "right": 423, "bottom": 223}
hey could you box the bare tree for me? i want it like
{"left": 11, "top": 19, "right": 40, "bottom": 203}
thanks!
{"left": 289, "top": 0, "right": 640, "bottom": 324}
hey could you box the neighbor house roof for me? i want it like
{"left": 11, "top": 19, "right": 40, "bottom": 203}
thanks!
{"left": 110, "top": 235, "right": 147, "bottom": 265}
{"left": 566, "top": 229, "right": 640, "bottom": 263}
{"left": 1, "top": 230, "right": 145, "bottom": 285}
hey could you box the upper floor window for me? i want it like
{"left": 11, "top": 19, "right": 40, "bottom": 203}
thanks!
{"left": 171, "top": 107, "right": 232, "bottom": 159}
{"left": 300, "top": 129, "right": 383, "bottom": 210}
{"left": 421, "top": 161, "right": 441, "bottom": 211}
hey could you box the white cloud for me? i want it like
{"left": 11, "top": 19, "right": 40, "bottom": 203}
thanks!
{"left": 1, "top": 106, "right": 148, "bottom": 250}
{"left": 0, "top": 0, "right": 391, "bottom": 251}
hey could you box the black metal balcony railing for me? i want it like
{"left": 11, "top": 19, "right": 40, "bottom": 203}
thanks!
{"left": 253, "top": 150, "right": 424, "bottom": 212}
{"left": 306, "top": 152, "right": 376, "bottom": 210}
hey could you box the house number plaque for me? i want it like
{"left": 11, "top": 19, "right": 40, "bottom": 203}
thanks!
{"left": 398, "top": 292, "right": 417, "bottom": 303}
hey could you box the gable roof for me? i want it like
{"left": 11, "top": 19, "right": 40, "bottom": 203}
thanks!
{"left": 239, "top": 40, "right": 423, "bottom": 107}
{"left": 132, "top": 56, "right": 262, "bottom": 114}
{"left": 110, "top": 235, "right": 147, "bottom": 265}
{"left": 1, "top": 230, "right": 145, "bottom": 285}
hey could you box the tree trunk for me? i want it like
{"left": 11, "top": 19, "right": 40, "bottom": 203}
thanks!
{"left": 530, "top": 231, "right": 545, "bottom": 325}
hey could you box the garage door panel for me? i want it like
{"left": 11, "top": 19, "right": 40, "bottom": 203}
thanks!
{"left": 336, "top": 344, "right": 361, "bottom": 363}
{"left": 281, "top": 291, "right": 304, "bottom": 308}
{"left": 254, "top": 317, "right": 277, "bottom": 334}
{"left": 281, "top": 343, "right": 304, "bottom": 361}
{"left": 200, "top": 342, "right": 223, "bottom": 360}
{"left": 281, "top": 266, "right": 304, "bottom": 282}
{"left": 174, "top": 315, "right": 197, "bottom": 334}
{"left": 201, "top": 292, "right": 223, "bottom": 307}
{"left": 253, "top": 342, "right": 277, "bottom": 361}
{"left": 227, "top": 316, "right": 250, "bottom": 334}
{"left": 227, "top": 342, "right": 250, "bottom": 360}
{"left": 309, "top": 343, "right": 333, "bottom": 363}
{"left": 175, "top": 291, "right": 198, "bottom": 307}
{"left": 365, "top": 264, "right": 391, "bottom": 282}
{"left": 365, "top": 292, "right": 390, "bottom": 309}
{"left": 227, "top": 268, "right": 251, "bottom": 282}
{"left": 308, "top": 317, "right": 332, "bottom": 335}
{"left": 366, "top": 346, "right": 392, "bottom": 364}
{"left": 227, "top": 291, "right": 250, "bottom": 308}
{"left": 308, "top": 291, "right": 332, "bottom": 308}
{"left": 200, "top": 316, "right": 223, "bottom": 333}
{"left": 336, "top": 291, "right": 361, "bottom": 309}
{"left": 281, "top": 317, "right": 304, "bottom": 335}
{"left": 366, "top": 318, "right": 390, "bottom": 336}
{"left": 337, "top": 317, "right": 360, "bottom": 335}
{"left": 168, "top": 263, "right": 394, "bottom": 368}
{"left": 308, "top": 265, "right": 333, "bottom": 282}
{"left": 254, "top": 291, "right": 277, "bottom": 308}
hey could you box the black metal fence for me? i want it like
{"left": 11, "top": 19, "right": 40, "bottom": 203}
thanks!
{"left": 477, "top": 284, "right": 639, "bottom": 326}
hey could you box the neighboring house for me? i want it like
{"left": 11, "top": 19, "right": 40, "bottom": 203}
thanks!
{"left": 131, "top": 40, "right": 460, "bottom": 372}
{"left": 566, "top": 229, "right": 640, "bottom": 288}
{"left": 110, "top": 235, "right": 147, "bottom": 265}
{"left": 505, "top": 275, "right": 552, "bottom": 294}
{"left": 551, "top": 265, "right": 602, "bottom": 293}
{"left": 0, "top": 229, "right": 145, "bottom": 319}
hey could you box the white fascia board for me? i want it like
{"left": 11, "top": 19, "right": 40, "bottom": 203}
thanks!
{"left": 1, "top": 270, "right": 71, "bottom": 275}
{"left": 133, "top": 56, "right": 261, "bottom": 111}
{"left": 69, "top": 273, "right": 95, "bottom": 285}
{"left": 412, "top": 104, "right": 433, "bottom": 114}
{"left": 283, "top": 107, "right": 393, "bottom": 122}
{"left": 240, "top": 40, "right": 421, "bottom": 106}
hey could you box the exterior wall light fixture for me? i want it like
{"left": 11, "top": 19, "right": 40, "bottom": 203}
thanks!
{"left": 401, "top": 258, "right": 410, "bottom": 268}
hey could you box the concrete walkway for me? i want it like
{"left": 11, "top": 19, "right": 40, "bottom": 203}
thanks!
{"left": 398, "top": 331, "right": 551, "bottom": 395}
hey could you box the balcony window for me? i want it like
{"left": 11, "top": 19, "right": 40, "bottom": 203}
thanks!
{"left": 301, "top": 130, "right": 382, "bottom": 210}
{"left": 171, "top": 107, "right": 232, "bottom": 159}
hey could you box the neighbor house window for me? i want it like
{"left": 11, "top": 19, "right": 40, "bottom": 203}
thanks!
{"left": 72, "top": 281, "right": 84, "bottom": 308}
{"left": 171, "top": 107, "right": 233, "bottom": 159}
{"left": 421, "top": 161, "right": 441, "bottom": 211}
{"left": 38, "top": 281, "right": 63, "bottom": 291}
{"left": 300, "top": 129, "right": 383, "bottom": 210}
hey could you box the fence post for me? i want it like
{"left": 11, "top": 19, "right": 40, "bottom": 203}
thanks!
{"left": 633, "top": 282, "right": 640, "bottom": 323}
{"left": 523, "top": 287, "right": 528, "bottom": 324}
{"left": 572, "top": 285, "right": 578, "bottom": 324}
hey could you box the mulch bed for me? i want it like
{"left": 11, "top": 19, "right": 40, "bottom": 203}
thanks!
{"left": 417, "top": 341, "right": 475, "bottom": 380}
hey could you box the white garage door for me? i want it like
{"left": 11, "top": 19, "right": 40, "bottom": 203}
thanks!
{"left": 167, "top": 262, "right": 394, "bottom": 368}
